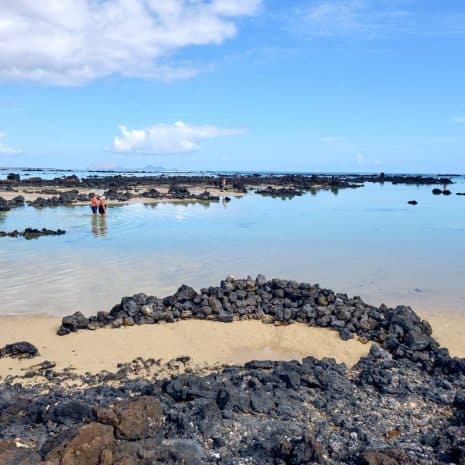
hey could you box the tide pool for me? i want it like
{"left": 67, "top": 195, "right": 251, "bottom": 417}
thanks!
{"left": 1, "top": 179, "right": 464, "bottom": 316}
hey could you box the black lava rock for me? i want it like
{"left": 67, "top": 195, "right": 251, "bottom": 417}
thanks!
{"left": 0, "top": 341, "right": 39, "bottom": 359}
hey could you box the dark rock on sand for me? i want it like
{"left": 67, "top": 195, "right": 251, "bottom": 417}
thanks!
{"left": 196, "top": 190, "right": 220, "bottom": 202}
{"left": 0, "top": 195, "right": 25, "bottom": 211}
{"left": 256, "top": 186, "right": 305, "bottom": 199}
{"left": 141, "top": 188, "right": 162, "bottom": 199}
{"left": 28, "top": 190, "right": 88, "bottom": 207}
{"left": 59, "top": 311, "right": 89, "bottom": 334}
{"left": 0, "top": 342, "right": 464, "bottom": 464}
{"left": 103, "top": 189, "right": 134, "bottom": 201}
{"left": 5, "top": 276, "right": 465, "bottom": 464}
{"left": 57, "top": 275, "right": 442, "bottom": 370}
{"left": 0, "top": 341, "right": 39, "bottom": 359}
{"left": 168, "top": 185, "right": 191, "bottom": 198}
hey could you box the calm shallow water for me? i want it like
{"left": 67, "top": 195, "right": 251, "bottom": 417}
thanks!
{"left": 1, "top": 179, "right": 464, "bottom": 316}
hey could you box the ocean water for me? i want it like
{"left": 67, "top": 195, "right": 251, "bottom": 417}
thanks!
{"left": 1, "top": 177, "right": 464, "bottom": 316}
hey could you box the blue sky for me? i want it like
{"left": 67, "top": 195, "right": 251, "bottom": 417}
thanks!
{"left": 0, "top": 0, "right": 464, "bottom": 173}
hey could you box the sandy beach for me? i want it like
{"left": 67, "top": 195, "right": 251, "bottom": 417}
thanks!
{"left": 0, "top": 317, "right": 371, "bottom": 381}
{"left": 1, "top": 309, "right": 464, "bottom": 383}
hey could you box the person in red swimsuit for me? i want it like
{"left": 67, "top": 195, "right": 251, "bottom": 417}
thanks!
{"left": 89, "top": 193, "right": 98, "bottom": 214}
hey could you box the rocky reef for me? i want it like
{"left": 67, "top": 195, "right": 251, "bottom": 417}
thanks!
{"left": 255, "top": 186, "right": 305, "bottom": 199}
{"left": 1, "top": 173, "right": 451, "bottom": 194}
{"left": 2, "top": 276, "right": 465, "bottom": 464}
{"left": 27, "top": 190, "right": 89, "bottom": 207}
{"left": 2, "top": 349, "right": 465, "bottom": 464}
{"left": 0, "top": 173, "right": 456, "bottom": 213}
{"left": 0, "top": 195, "right": 25, "bottom": 211}
{"left": 0, "top": 228, "right": 66, "bottom": 239}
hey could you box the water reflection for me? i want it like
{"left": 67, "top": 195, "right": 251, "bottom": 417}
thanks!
{"left": 1, "top": 180, "right": 465, "bottom": 316}
{"left": 91, "top": 214, "right": 107, "bottom": 237}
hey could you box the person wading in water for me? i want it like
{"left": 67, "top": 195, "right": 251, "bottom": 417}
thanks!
{"left": 98, "top": 195, "right": 107, "bottom": 215}
{"left": 89, "top": 193, "right": 98, "bottom": 214}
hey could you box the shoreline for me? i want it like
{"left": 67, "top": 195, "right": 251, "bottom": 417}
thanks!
{"left": 0, "top": 172, "right": 454, "bottom": 210}
{"left": 1, "top": 308, "right": 464, "bottom": 384}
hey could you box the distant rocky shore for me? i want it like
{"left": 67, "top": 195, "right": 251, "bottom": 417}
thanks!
{"left": 0, "top": 172, "right": 455, "bottom": 210}
{"left": 1, "top": 171, "right": 453, "bottom": 189}
{"left": 1, "top": 276, "right": 465, "bottom": 464}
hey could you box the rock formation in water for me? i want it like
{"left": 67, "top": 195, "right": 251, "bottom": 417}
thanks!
{"left": 0, "top": 228, "right": 66, "bottom": 239}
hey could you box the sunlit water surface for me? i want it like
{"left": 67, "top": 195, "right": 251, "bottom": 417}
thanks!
{"left": 1, "top": 179, "right": 464, "bottom": 316}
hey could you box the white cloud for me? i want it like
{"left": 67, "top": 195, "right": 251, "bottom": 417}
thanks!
{"left": 111, "top": 121, "right": 246, "bottom": 154}
{"left": 296, "top": 0, "right": 465, "bottom": 38}
{"left": 0, "top": 0, "right": 261, "bottom": 86}
{"left": 451, "top": 116, "right": 465, "bottom": 125}
{"left": 0, "top": 132, "right": 20, "bottom": 155}
{"left": 298, "top": 0, "right": 409, "bottom": 37}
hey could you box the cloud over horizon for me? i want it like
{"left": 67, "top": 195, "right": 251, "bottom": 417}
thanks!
{"left": 0, "top": 0, "right": 261, "bottom": 86}
{"left": 0, "top": 133, "right": 20, "bottom": 155}
{"left": 111, "top": 121, "right": 246, "bottom": 154}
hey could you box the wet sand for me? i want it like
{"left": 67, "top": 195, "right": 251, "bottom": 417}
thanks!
{"left": 0, "top": 317, "right": 371, "bottom": 380}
